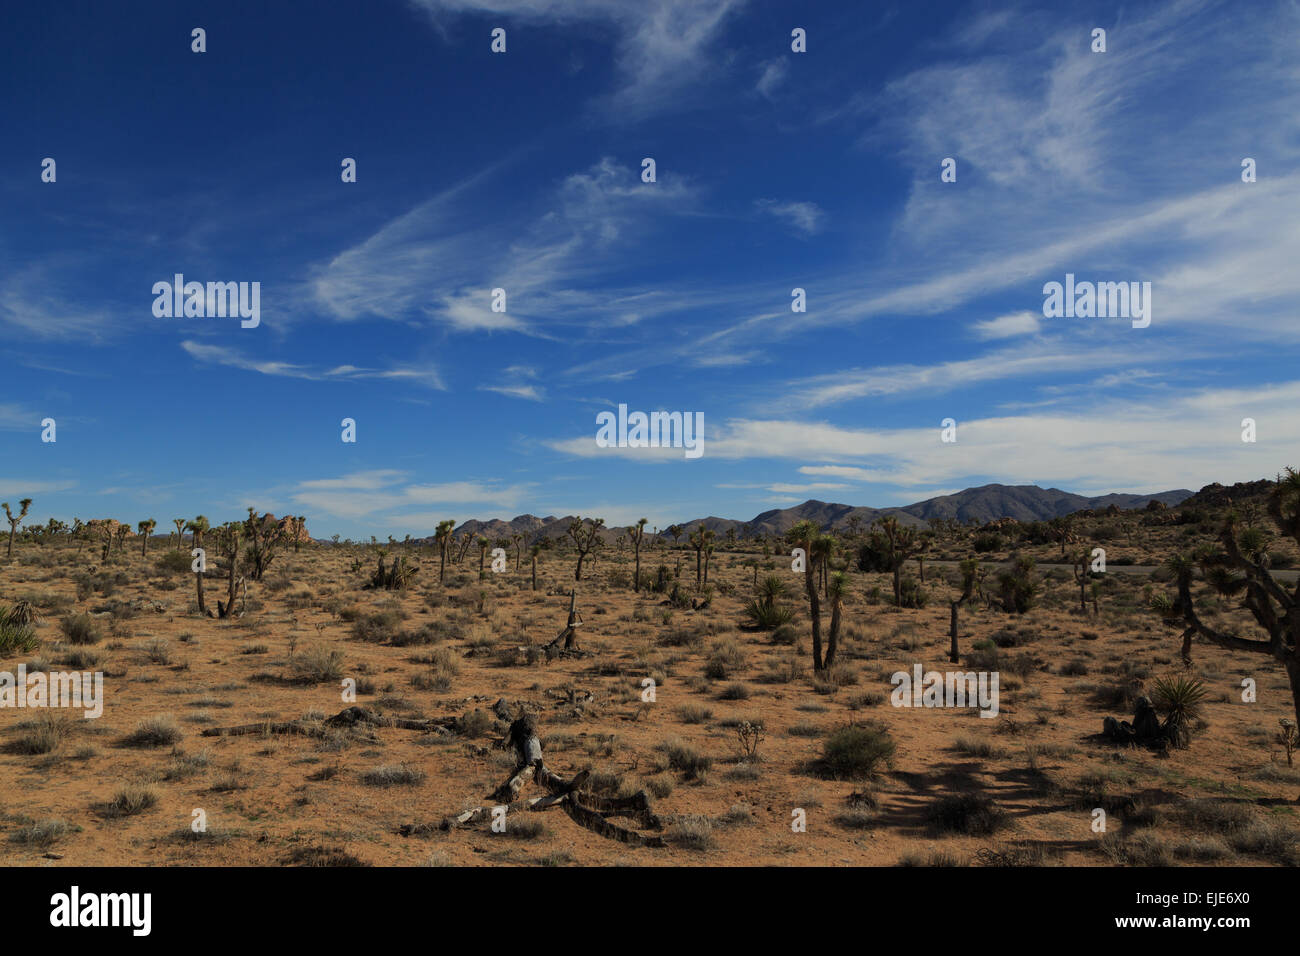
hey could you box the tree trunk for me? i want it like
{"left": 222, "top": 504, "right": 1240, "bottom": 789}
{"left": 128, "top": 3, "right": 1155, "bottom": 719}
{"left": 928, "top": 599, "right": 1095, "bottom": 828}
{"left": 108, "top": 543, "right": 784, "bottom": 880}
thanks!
{"left": 634, "top": 542, "right": 641, "bottom": 592}
{"left": 949, "top": 600, "right": 961, "bottom": 664}
{"left": 805, "top": 557, "right": 823, "bottom": 672}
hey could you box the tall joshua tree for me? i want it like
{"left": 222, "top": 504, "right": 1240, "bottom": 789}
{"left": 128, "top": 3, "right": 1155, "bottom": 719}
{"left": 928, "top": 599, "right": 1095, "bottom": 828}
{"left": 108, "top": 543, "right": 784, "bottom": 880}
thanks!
{"left": 186, "top": 515, "right": 210, "bottom": 616}
{"left": 824, "top": 571, "right": 849, "bottom": 670}
{"left": 2, "top": 499, "right": 32, "bottom": 559}
{"left": 1152, "top": 468, "right": 1300, "bottom": 726}
{"left": 138, "top": 518, "right": 157, "bottom": 557}
{"left": 948, "top": 557, "right": 983, "bottom": 664}
{"left": 435, "top": 519, "right": 455, "bottom": 583}
{"left": 511, "top": 531, "right": 524, "bottom": 571}
{"left": 529, "top": 542, "right": 542, "bottom": 591}
{"left": 477, "top": 536, "right": 490, "bottom": 579}
{"left": 786, "top": 520, "right": 825, "bottom": 673}
{"left": 567, "top": 516, "right": 604, "bottom": 581}
{"left": 629, "top": 517, "right": 648, "bottom": 591}
{"left": 173, "top": 518, "right": 186, "bottom": 550}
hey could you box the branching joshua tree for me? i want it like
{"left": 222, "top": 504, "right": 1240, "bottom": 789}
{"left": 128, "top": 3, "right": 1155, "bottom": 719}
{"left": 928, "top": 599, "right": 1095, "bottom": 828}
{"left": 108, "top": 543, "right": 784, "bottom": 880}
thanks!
{"left": 214, "top": 521, "right": 244, "bottom": 618}
{"left": 1049, "top": 515, "right": 1076, "bottom": 557}
{"left": 786, "top": 520, "right": 826, "bottom": 673}
{"left": 138, "top": 519, "right": 157, "bottom": 557}
{"left": 511, "top": 532, "right": 524, "bottom": 571}
{"left": 435, "top": 519, "right": 455, "bottom": 583}
{"left": 567, "top": 517, "right": 604, "bottom": 581}
{"left": 529, "top": 542, "right": 542, "bottom": 591}
{"left": 948, "top": 557, "right": 984, "bottom": 664}
{"left": 291, "top": 516, "right": 308, "bottom": 553}
{"left": 860, "top": 516, "right": 921, "bottom": 607}
{"left": 243, "top": 509, "right": 289, "bottom": 581}
{"left": 477, "top": 536, "right": 490, "bottom": 579}
{"left": 186, "top": 515, "right": 210, "bottom": 616}
{"left": 1151, "top": 468, "right": 1300, "bottom": 726}
{"left": 3, "top": 499, "right": 32, "bottom": 559}
{"left": 667, "top": 524, "right": 683, "bottom": 549}
{"left": 629, "top": 518, "right": 648, "bottom": 591}
{"left": 173, "top": 518, "right": 186, "bottom": 550}
{"left": 455, "top": 531, "right": 475, "bottom": 564}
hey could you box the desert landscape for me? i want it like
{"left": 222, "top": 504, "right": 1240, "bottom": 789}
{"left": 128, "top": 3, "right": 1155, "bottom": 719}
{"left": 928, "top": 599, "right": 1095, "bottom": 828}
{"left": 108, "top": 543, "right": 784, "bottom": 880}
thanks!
{"left": 2, "top": 475, "right": 1298, "bottom": 867}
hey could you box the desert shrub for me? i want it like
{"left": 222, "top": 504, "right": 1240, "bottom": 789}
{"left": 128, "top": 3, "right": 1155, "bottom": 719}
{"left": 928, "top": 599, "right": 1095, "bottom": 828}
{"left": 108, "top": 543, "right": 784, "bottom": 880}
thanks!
{"left": 927, "top": 793, "right": 1008, "bottom": 835}
{"left": 121, "top": 715, "right": 183, "bottom": 748}
{"left": 9, "top": 714, "right": 72, "bottom": 754}
{"left": 61, "top": 613, "right": 104, "bottom": 646}
{"left": 819, "top": 722, "right": 896, "bottom": 780}
{"left": 8, "top": 819, "right": 76, "bottom": 847}
{"left": 896, "top": 576, "right": 927, "bottom": 608}
{"left": 292, "top": 646, "right": 345, "bottom": 684}
{"left": 360, "top": 764, "right": 426, "bottom": 787}
{"left": 666, "top": 815, "right": 714, "bottom": 850}
{"left": 704, "top": 638, "right": 746, "bottom": 680}
{"left": 972, "top": 532, "right": 1003, "bottom": 553}
{"left": 104, "top": 785, "right": 158, "bottom": 818}
{"left": 662, "top": 739, "right": 713, "bottom": 779}
{"left": 155, "top": 551, "right": 193, "bottom": 574}
{"left": 350, "top": 610, "right": 403, "bottom": 643}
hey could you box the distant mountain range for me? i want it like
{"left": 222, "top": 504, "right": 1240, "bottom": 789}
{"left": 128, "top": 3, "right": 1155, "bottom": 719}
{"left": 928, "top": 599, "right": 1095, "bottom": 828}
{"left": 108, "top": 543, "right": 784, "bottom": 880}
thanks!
{"left": 416, "top": 483, "right": 1196, "bottom": 545}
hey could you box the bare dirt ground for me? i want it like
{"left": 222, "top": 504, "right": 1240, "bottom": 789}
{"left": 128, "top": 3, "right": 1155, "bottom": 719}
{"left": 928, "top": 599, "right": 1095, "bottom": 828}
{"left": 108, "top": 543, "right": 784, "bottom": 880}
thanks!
{"left": 1, "top": 528, "right": 1297, "bottom": 867}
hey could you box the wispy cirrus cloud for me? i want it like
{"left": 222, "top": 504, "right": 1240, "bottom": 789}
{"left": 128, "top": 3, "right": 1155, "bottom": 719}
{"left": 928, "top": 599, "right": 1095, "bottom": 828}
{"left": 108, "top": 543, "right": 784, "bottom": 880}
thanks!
{"left": 180, "top": 341, "right": 445, "bottom": 389}
{"left": 407, "top": 0, "right": 747, "bottom": 119}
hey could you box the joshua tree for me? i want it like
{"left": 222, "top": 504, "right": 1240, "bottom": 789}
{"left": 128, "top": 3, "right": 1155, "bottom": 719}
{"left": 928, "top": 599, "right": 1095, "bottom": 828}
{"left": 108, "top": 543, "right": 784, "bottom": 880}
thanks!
{"left": 138, "top": 518, "right": 157, "bottom": 557}
{"left": 511, "top": 531, "right": 524, "bottom": 571}
{"left": 113, "top": 521, "right": 131, "bottom": 553}
{"left": 689, "top": 529, "right": 714, "bottom": 585}
{"left": 824, "top": 571, "right": 849, "bottom": 670}
{"left": 455, "top": 531, "right": 475, "bottom": 564}
{"left": 173, "top": 518, "right": 186, "bottom": 550}
{"left": 996, "top": 554, "right": 1038, "bottom": 614}
{"left": 629, "top": 517, "right": 648, "bottom": 591}
{"left": 243, "top": 509, "right": 289, "bottom": 581}
{"left": 292, "top": 516, "right": 308, "bottom": 552}
{"left": 812, "top": 533, "right": 834, "bottom": 599}
{"left": 567, "top": 517, "right": 604, "bottom": 581}
{"left": 948, "top": 557, "right": 983, "bottom": 664}
{"left": 477, "top": 536, "right": 490, "bottom": 579}
{"left": 2, "top": 499, "right": 32, "bottom": 559}
{"left": 1071, "top": 547, "right": 1093, "bottom": 614}
{"left": 786, "top": 520, "right": 825, "bottom": 673}
{"left": 435, "top": 519, "right": 455, "bottom": 583}
{"left": 214, "top": 520, "right": 244, "bottom": 617}
{"left": 703, "top": 537, "right": 716, "bottom": 586}
{"left": 667, "top": 524, "right": 683, "bottom": 549}
{"left": 860, "top": 516, "right": 920, "bottom": 607}
{"left": 529, "top": 542, "right": 542, "bottom": 591}
{"left": 1151, "top": 468, "right": 1300, "bottom": 726}
{"left": 186, "top": 515, "right": 210, "bottom": 615}
{"left": 1049, "top": 515, "right": 1076, "bottom": 557}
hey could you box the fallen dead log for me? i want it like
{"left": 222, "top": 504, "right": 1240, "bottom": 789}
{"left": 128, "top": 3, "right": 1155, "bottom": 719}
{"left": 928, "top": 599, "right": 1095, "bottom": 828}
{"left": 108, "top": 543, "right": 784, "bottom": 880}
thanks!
{"left": 201, "top": 705, "right": 456, "bottom": 738}
{"left": 406, "top": 711, "right": 666, "bottom": 848}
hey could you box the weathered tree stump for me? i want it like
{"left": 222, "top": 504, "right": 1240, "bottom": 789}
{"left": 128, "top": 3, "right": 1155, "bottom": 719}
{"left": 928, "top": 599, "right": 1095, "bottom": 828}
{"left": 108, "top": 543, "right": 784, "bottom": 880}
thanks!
{"left": 407, "top": 711, "right": 666, "bottom": 848}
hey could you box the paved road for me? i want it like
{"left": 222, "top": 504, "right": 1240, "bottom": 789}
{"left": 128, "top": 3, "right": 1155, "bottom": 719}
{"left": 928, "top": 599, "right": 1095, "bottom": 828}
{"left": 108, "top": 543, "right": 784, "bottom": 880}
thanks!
{"left": 924, "top": 558, "right": 1299, "bottom": 583}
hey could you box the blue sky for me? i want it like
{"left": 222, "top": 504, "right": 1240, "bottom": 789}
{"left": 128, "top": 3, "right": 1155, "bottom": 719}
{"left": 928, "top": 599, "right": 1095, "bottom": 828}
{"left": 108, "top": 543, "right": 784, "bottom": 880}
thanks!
{"left": 2, "top": 0, "right": 1298, "bottom": 539}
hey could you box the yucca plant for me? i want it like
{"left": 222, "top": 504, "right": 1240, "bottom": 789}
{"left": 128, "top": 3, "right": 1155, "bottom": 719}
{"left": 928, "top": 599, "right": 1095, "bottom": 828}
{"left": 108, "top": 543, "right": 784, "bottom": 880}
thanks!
{"left": 743, "top": 574, "right": 795, "bottom": 629}
{"left": 1151, "top": 671, "right": 1208, "bottom": 749}
{"left": 0, "top": 603, "right": 40, "bottom": 655}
